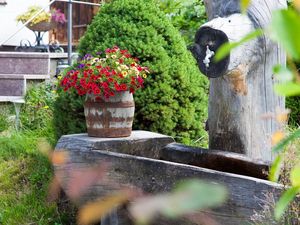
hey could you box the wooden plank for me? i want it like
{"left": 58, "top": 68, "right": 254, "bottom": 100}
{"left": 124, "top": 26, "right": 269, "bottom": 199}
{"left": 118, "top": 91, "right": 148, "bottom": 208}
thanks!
{"left": 161, "top": 143, "right": 270, "bottom": 179}
{"left": 56, "top": 149, "right": 282, "bottom": 225}
{"left": 55, "top": 134, "right": 282, "bottom": 225}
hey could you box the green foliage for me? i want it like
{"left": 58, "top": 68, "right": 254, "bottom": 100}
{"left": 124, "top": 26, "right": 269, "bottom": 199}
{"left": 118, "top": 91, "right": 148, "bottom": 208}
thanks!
{"left": 0, "top": 105, "right": 11, "bottom": 132}
{"left": 0, "top": 116, "right": 9, "bottom": 133}
{"left": 157, "top": 0, "right": 206, "bottom": 45}
{"left": 268, "top": 6, "right": 300, "bottom": 220}
{"left": 129, "top": 179, "right": 227, "bottom": 224}
{"left": 0, "top": 130, "right": 75, "bottom": 224}
{"left": 215, "top": 29, "right": 263, "bottom": 61}
{"left": 20, "top": 82, "right": 56, "bottom": 131}
{"left": 55, "top": 0, "right": 208, "bottom": 145}
{"left": 53, "top": 86, "right": 86, "bottom": 140}
{"left": 269, "top": 9, "right": 300, "bottom": 61}
{"left": 286, "top": 96, "right": 300, "bottom": 127}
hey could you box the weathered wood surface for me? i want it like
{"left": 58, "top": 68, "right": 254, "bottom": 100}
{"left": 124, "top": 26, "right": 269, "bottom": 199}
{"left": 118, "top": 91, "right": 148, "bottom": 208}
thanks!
{"left": 84, "top": 91, "right": 135, "bottom": 138}
{"left": 161, "top": 143, "right": 270, "bottom": 180}
{"left": 55, "top": 131, "right": 175, "bottom": 158}
{"left": 199, "top": 0, "right": 287, "bottom": 161}
{"left": 55, "top": 134, "right": 282, "bottom": 225}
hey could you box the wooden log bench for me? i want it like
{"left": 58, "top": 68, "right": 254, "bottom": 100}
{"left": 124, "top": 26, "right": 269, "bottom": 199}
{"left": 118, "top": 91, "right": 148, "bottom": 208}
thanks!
{"left": 55, "top": 131, "right": 282, "bottom": 225}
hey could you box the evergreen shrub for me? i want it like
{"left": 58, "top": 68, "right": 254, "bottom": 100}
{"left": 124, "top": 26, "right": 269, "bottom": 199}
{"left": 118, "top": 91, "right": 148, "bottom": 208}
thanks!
{"left": 54, "top": 0, "right": 209, "bottom": 145}
{"left": 286, "top": 97, "right": 300, "bottom": 127}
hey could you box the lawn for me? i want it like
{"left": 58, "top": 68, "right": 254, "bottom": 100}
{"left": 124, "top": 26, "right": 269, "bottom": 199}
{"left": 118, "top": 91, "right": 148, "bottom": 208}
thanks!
{"left": 0, "top": 123, "right": 75, "bottom": 224}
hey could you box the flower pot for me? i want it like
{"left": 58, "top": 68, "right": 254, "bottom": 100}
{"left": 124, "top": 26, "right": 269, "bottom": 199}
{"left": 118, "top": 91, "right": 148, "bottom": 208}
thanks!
{"left": 84, "top": 91, "right": 135, "bottom": 138}
{"left": 26, "top": 21, "right": 56, "bottom": 32}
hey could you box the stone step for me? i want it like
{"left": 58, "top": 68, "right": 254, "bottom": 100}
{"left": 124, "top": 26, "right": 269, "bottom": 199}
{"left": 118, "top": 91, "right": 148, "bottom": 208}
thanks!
{"left": 0, "top": 74, "right": 26, "bottom": 97}
{"left": 0, "top": 73, "right": 50, "bottom": 102}
{"left": 0, "top": 52, "right": 69, "bottom": 102}
{"left": 0, "top": 96, "right": 24, "bottom": 103}
{"left": 0, "top": 52, "right": 68, "bottom": 75}
{"left": 0, "top": 73, "right": 50, "bottom": 80}
{"left": 0, "top": 52, "right": 50, "bottom": 75}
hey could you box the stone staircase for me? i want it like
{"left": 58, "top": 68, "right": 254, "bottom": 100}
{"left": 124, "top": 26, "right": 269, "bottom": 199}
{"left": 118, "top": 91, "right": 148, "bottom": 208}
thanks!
{"left": 0, "top": 52, "right": 68, "bottom": 102}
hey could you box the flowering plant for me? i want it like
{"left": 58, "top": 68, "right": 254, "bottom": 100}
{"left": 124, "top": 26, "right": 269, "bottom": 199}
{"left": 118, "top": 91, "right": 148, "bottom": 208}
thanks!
{"left": 16, "top": 6, "right": 66, "bottom": 26}
{"left": 60, "top": 46, "right": 149, "bottom": 99}
{"left": 50, "top": 8, "right": 67, "bottom": 24}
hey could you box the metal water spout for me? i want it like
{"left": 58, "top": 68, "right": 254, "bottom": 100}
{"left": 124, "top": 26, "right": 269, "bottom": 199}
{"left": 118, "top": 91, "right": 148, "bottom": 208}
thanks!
{"left": 11, "top": 98, "right": 25, "bottom": 131}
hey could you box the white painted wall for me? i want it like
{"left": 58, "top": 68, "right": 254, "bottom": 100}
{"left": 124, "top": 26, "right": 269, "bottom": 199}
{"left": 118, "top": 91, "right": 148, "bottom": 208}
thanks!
{"left": 0, "top": 0, "right": 49, "bottom": 46}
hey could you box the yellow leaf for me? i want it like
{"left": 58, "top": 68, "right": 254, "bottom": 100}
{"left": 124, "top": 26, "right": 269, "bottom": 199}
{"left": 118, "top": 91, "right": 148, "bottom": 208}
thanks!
{"left": 290, "top": 166, "right": 300, "bottom": 187}
{"left": 271, "top": 131, "right": 285, "bottom": 146}
{"left": 241, "top": 0, "right": 251, "bottom": 14}
{"left": 276, "top": 109, "right": 290, "bottom": 123}
{"left": 294, "top": 0, "right": 300, "bottom": 10}
{"left": 77, "top": 191, "right": 133, "bottom": 225}
{"left": 51, "top": 151, "right": 68, "bottom": 165}
{"left": 37, "top": 138, "right": 52, "bottom": 156}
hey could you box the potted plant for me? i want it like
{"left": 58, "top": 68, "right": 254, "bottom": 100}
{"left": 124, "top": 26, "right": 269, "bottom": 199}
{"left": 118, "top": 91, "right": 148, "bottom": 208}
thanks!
{"left": 60, "top": 46, "right": 150, "bottom": 138}
{"left": 16, "top": 6, "right": 66, "bottom": 32}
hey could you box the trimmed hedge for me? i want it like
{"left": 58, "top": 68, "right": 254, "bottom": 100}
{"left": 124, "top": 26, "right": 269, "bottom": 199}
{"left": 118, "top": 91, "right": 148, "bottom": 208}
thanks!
{"left": 54, "top": 0, "right": 208, "bottom": 145}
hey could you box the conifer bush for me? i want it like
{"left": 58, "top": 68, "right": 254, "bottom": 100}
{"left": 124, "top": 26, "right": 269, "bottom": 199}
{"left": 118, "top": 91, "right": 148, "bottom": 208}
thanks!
{"left": 54, "top": 0, "right": 208, "bottom": 145}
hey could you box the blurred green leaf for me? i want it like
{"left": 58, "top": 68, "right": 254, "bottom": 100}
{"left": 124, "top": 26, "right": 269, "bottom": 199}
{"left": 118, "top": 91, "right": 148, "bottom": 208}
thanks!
{"left": 273, "top": 128, "right": 300, "bottom": 153}
{"left": 290, "top": 166, "right": 300, "bottom": 187}
{"left": 214, "top": 29, "right": 263, "bottom": 62}
{"left": 269, "top": 9, "right": 300, "bottom": 61}
{"left": 273, "top": 65, "right": 294, "bottom": 82}
{"left": 129, "top": 179, "right": 227, "bottom": 224}
{"left": 269, "top": 155, "right": 283, "bottom": 182}
{"left": 274, "top": 82, "right": 300, "bottom": 96}
{"left": 165, "top": 179, "right": 228, "bottom": 217}
{"left": 274, "top": 186, "right": 300, "bottom": 220}
{"left": 241, "top": 0, "right": 251, "bottom": 14}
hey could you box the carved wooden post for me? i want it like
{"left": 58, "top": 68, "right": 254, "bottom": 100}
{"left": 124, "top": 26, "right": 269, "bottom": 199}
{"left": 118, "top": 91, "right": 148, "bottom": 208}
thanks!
{"left": 191, "top": 0, "right": 287, "bottom": 161}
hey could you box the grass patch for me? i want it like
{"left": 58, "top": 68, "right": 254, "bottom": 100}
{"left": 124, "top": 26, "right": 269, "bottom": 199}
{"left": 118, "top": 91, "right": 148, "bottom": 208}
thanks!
{"left": 0, "top": 130, "right": 75, "bottom": 225}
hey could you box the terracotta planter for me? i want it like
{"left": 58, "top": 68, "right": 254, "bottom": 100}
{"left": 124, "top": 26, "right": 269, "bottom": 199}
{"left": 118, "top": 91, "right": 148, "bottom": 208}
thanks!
{"left": 84, "top": 91, "right": 135, "bottom": 138}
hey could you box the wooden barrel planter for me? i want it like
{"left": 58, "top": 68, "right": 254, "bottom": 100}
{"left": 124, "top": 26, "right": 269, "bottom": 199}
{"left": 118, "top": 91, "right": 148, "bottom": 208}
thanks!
{"left": 84, "top": 91, "right": 135, "bottom": 138}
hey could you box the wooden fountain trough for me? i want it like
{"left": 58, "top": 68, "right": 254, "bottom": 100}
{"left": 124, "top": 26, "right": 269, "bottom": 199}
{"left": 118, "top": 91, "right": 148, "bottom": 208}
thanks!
{"left": 55, "top": 131, "right": 282, "bottom": 225}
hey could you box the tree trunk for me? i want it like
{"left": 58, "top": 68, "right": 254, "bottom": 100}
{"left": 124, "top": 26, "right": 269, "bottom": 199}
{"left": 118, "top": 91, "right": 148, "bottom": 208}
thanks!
{"left": 199, "top": 0, "right": 287, "bottom": 161}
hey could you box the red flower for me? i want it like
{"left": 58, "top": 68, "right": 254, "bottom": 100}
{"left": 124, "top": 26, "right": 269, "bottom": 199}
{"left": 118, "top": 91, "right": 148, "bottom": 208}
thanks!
{"left": 137, "top": 76, "right": 144, "bottom": 85}
{"left": 59, "top": 47, "right": 148, "bottom": 99}
{"left": 120, "top": 84, "right": 127, "bottom": 91}
{"left": 93, "top": 87, "right": 101, "bottom": 95}
{"left": 107, "top": 78, "right": 114, "bottom": 83}
{"left": 101, "top": 82, "right": 109, "bottom": 88}
{"left": 114, "top": 83, "right": 121, "bottom": 91}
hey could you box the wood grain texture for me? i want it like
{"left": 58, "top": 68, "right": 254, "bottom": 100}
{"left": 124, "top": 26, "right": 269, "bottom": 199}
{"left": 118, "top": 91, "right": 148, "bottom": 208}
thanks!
{"left": 203, "top": 0, "right": 287, "bottom": 161}
{"left": 55, "top": 134, "right": 282, "bottom": 225}
{"left": 161, "top": 143, "right": 270, "bottom": 180}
